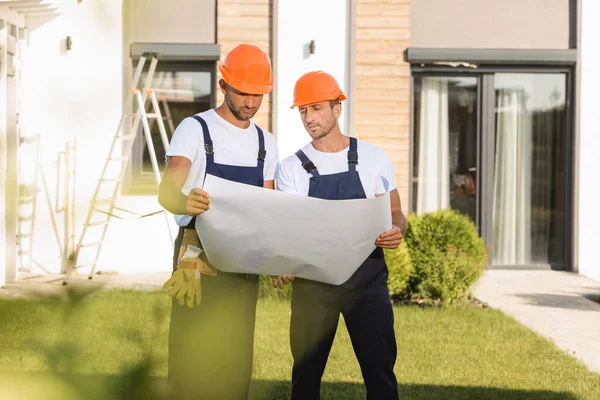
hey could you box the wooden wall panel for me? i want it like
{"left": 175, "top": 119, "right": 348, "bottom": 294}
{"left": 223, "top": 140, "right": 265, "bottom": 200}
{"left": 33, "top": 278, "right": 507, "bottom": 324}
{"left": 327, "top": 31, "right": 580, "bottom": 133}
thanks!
{"left": 217, "top": 0, "right": 273, "bottom": 131}
{"left": 355, "top": 0, "right": 411, "bottom": 209}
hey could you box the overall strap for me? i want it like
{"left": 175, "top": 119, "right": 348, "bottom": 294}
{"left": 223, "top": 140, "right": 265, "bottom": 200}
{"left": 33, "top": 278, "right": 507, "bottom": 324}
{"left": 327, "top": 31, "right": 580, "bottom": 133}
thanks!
{"left": 192, "top": 115, "right": 214, "bottom": 166}
{"left": 256, "top": 125, "right": 266, "bottom": 172}
{"left": 348, "top": 137, "right": 359, "bottom": 172}
{"left": 295, "top": 150, "right": 320, "bottom": 177}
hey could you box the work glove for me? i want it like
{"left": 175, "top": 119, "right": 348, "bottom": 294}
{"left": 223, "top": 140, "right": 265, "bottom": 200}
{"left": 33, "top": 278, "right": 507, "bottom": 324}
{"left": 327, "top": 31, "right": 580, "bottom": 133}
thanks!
{"left": 163, "top": 245, "right": 204, "bottom": 308}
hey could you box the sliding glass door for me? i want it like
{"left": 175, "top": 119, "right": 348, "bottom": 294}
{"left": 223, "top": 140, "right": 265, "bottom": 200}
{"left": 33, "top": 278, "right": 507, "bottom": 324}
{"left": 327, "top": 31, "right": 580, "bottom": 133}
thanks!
{"left": 492, "top": 73, "right": 567, "bottom": 266}
{"left": 412, "top": 70, "right": 570, "bottom": 268}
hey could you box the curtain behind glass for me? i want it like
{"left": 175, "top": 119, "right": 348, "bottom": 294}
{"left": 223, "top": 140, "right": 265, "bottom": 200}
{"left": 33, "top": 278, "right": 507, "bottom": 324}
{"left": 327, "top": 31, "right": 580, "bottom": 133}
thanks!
{"left": 493, "top": 88, "right": 532, "bottom": 265}
{"left": 416, "top": 78, "right": 450, "bottom": 214}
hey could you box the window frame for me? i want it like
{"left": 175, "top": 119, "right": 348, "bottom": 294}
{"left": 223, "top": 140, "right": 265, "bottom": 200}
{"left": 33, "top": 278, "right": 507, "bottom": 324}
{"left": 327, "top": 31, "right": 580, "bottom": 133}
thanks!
{"left": 123, "top": 61, "right": 217, "bottom": 195}
{"left": 409, "top": 64, "right": 575, "bottom": 271}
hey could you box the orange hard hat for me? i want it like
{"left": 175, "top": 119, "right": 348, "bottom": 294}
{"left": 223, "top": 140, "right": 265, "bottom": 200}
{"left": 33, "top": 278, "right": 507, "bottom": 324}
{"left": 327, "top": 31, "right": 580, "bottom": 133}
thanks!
{"left": 219, "top": 44, "right": 273, "bottom": 95}
{"left": 290, "top": 71, "right": 347, "bottom": 108}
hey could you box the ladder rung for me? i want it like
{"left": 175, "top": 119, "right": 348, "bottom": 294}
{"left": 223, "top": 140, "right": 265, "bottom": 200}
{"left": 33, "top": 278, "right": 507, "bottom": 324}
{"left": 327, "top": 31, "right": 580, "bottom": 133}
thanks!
{"left": 75, "top": 263, "right": 95, "bottom": 268}
{"left": 18, "top": 250, "right": 29, "bottom": 256}
{"left": 17, "top": 233, "right": 31, "bottom": 238}
{"left": 79, "top": 241, "right": 101, "bottom": 248}
{"left": 124, "top": 113, "right": 156, "bottom": 118}
{"left": 109, "top": 156, "right": 128, "bottom": 162}
{"left": 101, "top": 177, "right": 121, "bottom": 182}
{"left": 118, "top": 135, "right": 136, "bottom": 141}
{"left": 20, "top": 184, "right": 39, "bottom": 195}
{"left": 88, "top": 220, "right": 111, "bottom": 227}
{"left": 93, "top": 198, "right": 114, "bottom": 204}
{"left": 124, "top": 112, "right": 162, "bottom": 119}
{"left": 18, "top": 216, "right": 33, "bottom": 222}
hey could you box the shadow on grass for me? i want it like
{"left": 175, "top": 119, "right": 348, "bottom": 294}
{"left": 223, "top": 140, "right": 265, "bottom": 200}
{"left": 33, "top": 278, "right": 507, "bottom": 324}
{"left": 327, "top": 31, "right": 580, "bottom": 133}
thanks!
{"left": 252, "top": 380, "right": 578, "bottom": 400}
{"left": 0, "top": 372, "right": 579, "bottom": 400}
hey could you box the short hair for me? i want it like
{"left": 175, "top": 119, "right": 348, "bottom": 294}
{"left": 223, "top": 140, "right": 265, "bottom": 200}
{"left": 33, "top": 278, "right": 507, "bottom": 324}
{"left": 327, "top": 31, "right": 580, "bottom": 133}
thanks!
{"left": 329, "top": 99, "right": 341, "bottom": 108}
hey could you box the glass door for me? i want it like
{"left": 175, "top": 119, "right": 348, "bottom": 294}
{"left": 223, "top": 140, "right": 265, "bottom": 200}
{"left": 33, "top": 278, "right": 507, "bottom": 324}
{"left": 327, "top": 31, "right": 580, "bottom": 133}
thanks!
{"left": 412, "top": 76, "right": 480, "bottom": 225}
{"left": 491, "top": 73, "right": 568, "bottom": 266}
{"left": 412, "top": 70, "right": 571, "bottom": 269}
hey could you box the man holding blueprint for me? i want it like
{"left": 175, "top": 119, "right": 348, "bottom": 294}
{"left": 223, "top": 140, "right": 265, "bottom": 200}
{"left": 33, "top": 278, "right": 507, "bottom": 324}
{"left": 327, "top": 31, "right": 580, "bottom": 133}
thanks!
{"left": 275, "top": 71, "right": 407, "bottom": 400}
{"left": 158, "top": 44, "right": 279, "bottom": 400}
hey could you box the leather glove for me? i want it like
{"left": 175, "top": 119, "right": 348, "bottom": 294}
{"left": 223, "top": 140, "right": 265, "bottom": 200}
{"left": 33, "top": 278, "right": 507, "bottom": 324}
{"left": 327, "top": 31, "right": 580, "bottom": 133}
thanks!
{"left": 184, "top": 269, "right": 202, "bottom": 308}
{"left": 163, "top": 245, "right": 205, "bottom": 308}
{"left": 163, "top": 267, "right": 195, "bottom": 305}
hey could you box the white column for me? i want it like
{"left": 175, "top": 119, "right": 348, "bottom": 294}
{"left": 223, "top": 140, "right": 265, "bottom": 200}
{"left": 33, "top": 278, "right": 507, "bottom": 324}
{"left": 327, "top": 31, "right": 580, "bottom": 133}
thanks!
{"left": 578, "top": 0, "right": 600, "bottom": 282}
{"left": 0, "top": 19, "right": 7, "bottom": 286}
{"left": 0, "top": 17, "right": 18, "bottom": 286}
{"left": 275, "top": 0, "right": 351, "bottom": 160}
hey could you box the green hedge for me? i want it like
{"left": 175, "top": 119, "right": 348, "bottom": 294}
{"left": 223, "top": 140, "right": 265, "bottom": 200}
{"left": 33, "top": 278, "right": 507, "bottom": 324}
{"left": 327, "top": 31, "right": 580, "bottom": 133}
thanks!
{"left": 384, "top": 241, "right": 413, "bottom": 301}
{"left": 403, "top": 209, "right": 488, "bottom": 304}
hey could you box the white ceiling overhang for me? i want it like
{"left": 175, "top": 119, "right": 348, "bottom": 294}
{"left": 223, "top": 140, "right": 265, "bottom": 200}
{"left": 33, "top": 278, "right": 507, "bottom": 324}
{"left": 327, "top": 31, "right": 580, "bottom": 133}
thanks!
{"left": 0, "top": 0, "right": 64, "bottom": 26}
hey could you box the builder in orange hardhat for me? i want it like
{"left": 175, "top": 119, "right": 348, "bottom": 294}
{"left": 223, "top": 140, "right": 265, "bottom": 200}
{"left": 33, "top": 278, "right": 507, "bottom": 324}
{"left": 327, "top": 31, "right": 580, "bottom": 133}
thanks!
{"left": 275, "top": 71, "right": 406, "bottom": 399}
{"left": 159, "top": 44, "right": 280, "bottom": 400}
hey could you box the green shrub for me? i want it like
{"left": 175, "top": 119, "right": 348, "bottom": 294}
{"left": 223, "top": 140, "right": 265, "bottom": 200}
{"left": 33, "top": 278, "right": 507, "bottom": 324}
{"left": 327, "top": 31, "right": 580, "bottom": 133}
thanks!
{"left": 258, "top": 275, "right": 293, "bottom": 300}
{"left": 422, "top": 245, "right": 486, "bottom": 303}
{"left": 384, "top": 241, "right": 413, "bottom": 302}
{"left": 403, "top": 209, "right": 488, "bottom": 304}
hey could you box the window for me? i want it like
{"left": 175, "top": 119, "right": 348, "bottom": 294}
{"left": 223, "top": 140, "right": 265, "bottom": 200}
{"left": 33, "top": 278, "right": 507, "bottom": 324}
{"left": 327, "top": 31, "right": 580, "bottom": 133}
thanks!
{"left": 124, "top": 62, "right": 215, "bottom": 194}
{"left": 412, "top": 70, "right": 571, "bottom": 268}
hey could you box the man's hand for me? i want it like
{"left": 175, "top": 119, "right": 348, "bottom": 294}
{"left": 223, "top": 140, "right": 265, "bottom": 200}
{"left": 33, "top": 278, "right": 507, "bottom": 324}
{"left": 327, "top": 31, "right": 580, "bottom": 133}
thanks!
{"left": 376, "top": 225, "right": 403, "bottom": 249}
{"left": 272, "top": 274, "right": 294, "bottom": 289}
{"left": 186, "top": 188, "right": 210, "bottom": 216}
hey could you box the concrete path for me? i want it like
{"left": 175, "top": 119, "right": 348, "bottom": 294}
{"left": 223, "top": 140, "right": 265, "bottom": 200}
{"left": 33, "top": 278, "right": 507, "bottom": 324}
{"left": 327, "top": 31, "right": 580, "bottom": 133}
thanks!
{"left": 474, "top": 268, "right": 600, "bottom": 374}
{"left": 0, "top": 271, "right": 170, "bottom": 299}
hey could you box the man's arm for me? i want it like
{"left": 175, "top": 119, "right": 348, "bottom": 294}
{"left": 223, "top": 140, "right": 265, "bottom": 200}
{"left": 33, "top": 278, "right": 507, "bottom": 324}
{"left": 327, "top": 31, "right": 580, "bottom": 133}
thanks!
{"left": 264, "top": 180, "right": 275, "bottom": 190}
{"left": 390, "top": 189, "right": 407, "bottom": 234}
{"left": 158, "top": 156, "right": 210, "bottom": 216}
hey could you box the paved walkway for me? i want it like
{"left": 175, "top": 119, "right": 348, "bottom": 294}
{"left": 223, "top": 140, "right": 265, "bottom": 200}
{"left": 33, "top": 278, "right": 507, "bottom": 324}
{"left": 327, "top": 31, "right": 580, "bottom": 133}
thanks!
{"left": 474, "top": 268, "right": 600, "bottom": 374}
{"left": 0, "top": 271, "right": 170, "bottom": 299}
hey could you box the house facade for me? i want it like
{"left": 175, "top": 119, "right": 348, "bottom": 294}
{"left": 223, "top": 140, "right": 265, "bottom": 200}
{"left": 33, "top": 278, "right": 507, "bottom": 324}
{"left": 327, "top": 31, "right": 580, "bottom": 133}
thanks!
{"left": 1, "top": 0, "right": 599, "bottom": 286}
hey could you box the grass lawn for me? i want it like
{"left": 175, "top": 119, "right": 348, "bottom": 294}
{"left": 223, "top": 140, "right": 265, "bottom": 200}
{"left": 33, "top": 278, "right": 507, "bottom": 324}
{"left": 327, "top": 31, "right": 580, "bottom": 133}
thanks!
{"left": 0, "top": 289, "right": 599, "bottom": 399}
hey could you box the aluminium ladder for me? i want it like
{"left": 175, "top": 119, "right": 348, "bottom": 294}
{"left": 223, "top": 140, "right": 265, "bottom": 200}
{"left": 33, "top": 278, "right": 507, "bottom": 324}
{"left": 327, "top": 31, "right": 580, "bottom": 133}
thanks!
{"left": 63, "top": 52, "right": 173, "bottom": 284}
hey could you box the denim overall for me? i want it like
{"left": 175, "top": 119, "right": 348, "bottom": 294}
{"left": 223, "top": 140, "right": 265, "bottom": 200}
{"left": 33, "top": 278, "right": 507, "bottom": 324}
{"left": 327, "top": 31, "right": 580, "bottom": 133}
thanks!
{"left": 167, "top": 115, "right": 265, "bottom": 400}
{"left": 290, "top": 137, "right": 399, "bottom": 400}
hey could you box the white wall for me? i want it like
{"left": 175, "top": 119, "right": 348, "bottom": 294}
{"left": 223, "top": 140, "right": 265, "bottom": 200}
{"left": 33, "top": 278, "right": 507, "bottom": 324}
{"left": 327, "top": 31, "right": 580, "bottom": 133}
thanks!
{"left": 0, "top": 20, "right": 6, "bottom": 286}
{"left": 19, "top": 0, "right": 175, "bottom": 278}
{"left": 578, "top": 0, "right": 600, "bottom": 282}
{"left": 275, "top": 0, "right": 351, "bottom": 160}
{"left": 412, "top": 0, "right": 571, "bottom": 49}
{"left": 129, "top": 0, "right": 215, "bottom": 43}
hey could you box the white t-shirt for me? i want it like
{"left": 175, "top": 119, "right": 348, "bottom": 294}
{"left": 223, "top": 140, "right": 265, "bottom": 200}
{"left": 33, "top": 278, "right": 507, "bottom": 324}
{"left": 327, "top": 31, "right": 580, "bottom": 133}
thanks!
{"left": 275, "top": 139, "right": 397, "bottom": 198}
{"left": 166, "top": 109, "right": 279, "bottom": 226}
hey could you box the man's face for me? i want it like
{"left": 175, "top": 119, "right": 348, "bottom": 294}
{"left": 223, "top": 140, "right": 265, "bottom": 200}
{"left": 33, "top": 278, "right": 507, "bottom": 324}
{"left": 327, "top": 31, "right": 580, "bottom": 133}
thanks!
{"left": 298, "top": 101, "right": 341, "bottom": 140}
{"left": 222, "top": 81, "right": 264, "bottom": 121}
